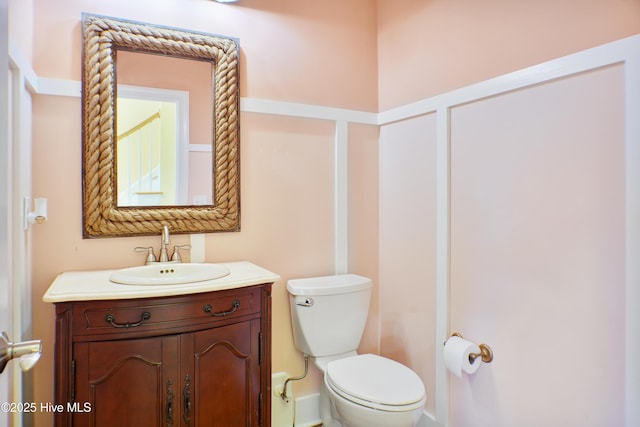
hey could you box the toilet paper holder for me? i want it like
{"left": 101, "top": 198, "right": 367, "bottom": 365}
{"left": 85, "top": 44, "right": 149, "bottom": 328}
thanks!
{"left": 449, "top": 332, "right": 493, "bottom": 364}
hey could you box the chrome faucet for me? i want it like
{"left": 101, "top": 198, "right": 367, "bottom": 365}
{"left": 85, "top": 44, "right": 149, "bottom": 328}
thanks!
{"left": 135, "top": 225, "right": 190, "bottom": 264}
{"left": 159, "top": 225, "right": 171, "bottom": 262}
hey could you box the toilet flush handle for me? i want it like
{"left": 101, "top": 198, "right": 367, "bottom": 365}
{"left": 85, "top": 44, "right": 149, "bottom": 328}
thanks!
{"left": 296, "top": 297, "right": 314, "bottom": 307}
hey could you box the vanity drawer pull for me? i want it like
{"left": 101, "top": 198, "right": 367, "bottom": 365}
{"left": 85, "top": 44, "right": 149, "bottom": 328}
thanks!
{"left": 74, "top": 287, "right": 261, "bottom": 336}
{"left": 203, "top": 300, "right": 240, "bottom": 317}
{"left": 104, "top": 311, "right": 151, "bottom": 328}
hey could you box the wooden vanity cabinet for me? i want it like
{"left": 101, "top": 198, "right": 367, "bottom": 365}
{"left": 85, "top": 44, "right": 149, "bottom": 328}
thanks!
{"left": 53, "top": 283, "right": 273, "bottom": 427}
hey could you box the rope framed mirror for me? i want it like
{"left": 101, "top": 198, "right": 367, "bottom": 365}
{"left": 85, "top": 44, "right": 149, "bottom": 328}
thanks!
{"left": 82, "top": 14, "right": 240, "bottom": 237}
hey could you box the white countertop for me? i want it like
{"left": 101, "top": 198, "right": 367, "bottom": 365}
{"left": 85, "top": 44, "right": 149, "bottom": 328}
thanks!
{"left": 43, "top": 261, "right": 281, "bottom": 303}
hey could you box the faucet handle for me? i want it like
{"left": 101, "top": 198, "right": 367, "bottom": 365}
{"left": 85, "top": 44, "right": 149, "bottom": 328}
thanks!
{"left": 171, "top": 245, "right": 191, "bottom": 263}
{"left": 134, "top": 246, "right": 157, "bottom": 265}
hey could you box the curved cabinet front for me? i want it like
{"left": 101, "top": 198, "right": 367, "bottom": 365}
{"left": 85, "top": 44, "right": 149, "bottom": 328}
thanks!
{"left": 53, "top": 283, "right": 273, "bottom": 427}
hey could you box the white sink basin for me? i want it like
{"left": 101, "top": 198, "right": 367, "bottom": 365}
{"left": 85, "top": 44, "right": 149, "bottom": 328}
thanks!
{"left": 109, "top": 263, "right": 230, "bottom": 285}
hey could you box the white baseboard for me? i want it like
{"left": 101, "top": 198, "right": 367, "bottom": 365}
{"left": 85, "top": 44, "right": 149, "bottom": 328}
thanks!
{"left": 417, "top": 410, "right": 444, "bottom": 427}
{"left": 271, "top": 372, "right": 321, "bottom": 427}
{"left": 293, "top": 393, "right": 321, "bottom": 427}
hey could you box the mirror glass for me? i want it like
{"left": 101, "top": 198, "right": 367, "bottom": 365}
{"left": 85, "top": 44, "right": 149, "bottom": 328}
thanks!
{"left": 116, "top": 51, "right": 213, "bottom": 207}
{"left": 82, "top": 14, "right": 240, "bottom": 237}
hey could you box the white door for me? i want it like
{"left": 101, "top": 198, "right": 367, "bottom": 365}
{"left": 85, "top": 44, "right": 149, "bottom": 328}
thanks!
{"left": 0, "top": 0, "right": 13, "bottom": 424}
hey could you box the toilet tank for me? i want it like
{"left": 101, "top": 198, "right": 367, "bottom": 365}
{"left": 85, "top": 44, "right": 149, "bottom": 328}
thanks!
{"left": 286, "top": 274, "right": 372, "bottom": 357}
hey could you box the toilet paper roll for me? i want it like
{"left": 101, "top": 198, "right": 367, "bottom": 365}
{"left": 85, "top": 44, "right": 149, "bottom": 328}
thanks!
{"left": 443, "top": 335, "right": 482, "bottom": 378}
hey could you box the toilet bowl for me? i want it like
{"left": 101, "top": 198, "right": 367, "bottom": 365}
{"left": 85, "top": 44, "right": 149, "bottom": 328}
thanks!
{"left": 286, "top": 274, "right": 426, "bottom": 427}
{"left": 323, "top": 354, "right": 426, "bottom": 427}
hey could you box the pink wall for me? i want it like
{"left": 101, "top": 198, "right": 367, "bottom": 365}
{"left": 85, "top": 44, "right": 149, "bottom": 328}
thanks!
{"left": 29, "top": 1, "right": 378, "bottom": 424}
{"left": 26, "top": 0, "right": 640, "bottom": 425}
{"left": 31, "top": 95, "right": 377, "bottom": 425}
{"left": 377, "top": 0, "right": 640, "bottom": 109}
{"left": 348, "top": 123, "right": 381, "bottom": 355}
{"left": 377, "top": 1, "right": 636, "bottom": 425}
{"left": 32, "top": 0, "right": 378, "bottom": 111}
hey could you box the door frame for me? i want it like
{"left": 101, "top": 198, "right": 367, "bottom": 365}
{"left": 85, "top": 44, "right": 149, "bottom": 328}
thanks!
{"left": 0, "top": 0, "right": 13, "bottom": 425}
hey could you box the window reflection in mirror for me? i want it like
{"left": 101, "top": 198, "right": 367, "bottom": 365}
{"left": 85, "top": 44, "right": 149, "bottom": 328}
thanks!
{"left": 117, "top": 96, "right": 177, "bottom": 206}
{"left": 116, "top": 50, "right": 213, "bottom": 207}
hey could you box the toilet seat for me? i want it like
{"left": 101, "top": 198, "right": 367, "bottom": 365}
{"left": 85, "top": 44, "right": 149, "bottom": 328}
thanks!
{"left": 326, "top": 354, "right": 426, "bottom": 412}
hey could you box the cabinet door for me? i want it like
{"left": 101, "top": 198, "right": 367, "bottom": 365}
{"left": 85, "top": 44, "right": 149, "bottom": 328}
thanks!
{"left": 181, "top": 319, "right": 262, "bottom": 426}
{"left": 74, "top": 335, "right": 179, "bottom": 427}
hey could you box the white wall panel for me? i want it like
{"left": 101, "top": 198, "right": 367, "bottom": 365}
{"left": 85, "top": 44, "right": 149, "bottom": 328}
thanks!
{"left": 379, "top": 113, "right": 438, "bottom": 416}
{"left": 378, "top": 37, "right": 640, "bottom": 427}
{"left": 449, "top": 64, "right": 625, "bottom": 427}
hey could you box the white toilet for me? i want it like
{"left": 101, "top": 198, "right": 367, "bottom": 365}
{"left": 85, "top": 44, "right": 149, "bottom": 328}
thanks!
{"left": 287, "top": 274, "right": 426, "bottom": 427}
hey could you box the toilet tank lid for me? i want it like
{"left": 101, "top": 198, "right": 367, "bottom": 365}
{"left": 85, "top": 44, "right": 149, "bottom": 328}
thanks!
{"left": 287, "top": 274, "right": 372, "bottom": 296}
